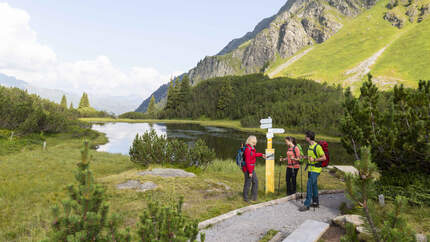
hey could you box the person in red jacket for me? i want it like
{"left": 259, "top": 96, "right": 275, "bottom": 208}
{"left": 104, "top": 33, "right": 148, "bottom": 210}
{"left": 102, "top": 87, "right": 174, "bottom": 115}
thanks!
{"left": 243, "top": 135, "right": 265, "bottom": 202}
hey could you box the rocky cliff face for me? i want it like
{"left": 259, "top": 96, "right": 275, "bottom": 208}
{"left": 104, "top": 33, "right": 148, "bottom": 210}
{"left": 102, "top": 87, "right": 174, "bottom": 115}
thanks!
{"left": 188, "top": 0, "right": 377, "bottom": 84}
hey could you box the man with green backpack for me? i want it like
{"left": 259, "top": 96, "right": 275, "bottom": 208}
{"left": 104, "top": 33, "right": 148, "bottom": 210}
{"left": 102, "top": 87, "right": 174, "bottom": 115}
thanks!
{"left": 299, "top": 130, "right": 329, "bottom": 211}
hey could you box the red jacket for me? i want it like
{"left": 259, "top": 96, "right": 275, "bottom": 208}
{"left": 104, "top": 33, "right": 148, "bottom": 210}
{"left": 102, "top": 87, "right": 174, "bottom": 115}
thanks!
{"left": 242, "top": 144, "right": 263, "bottom": 173}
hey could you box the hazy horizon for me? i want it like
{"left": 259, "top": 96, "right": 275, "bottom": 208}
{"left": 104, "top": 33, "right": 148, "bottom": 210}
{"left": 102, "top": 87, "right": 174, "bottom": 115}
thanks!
{"left": 1, "top": 0, "right": 287, "bottom": 99}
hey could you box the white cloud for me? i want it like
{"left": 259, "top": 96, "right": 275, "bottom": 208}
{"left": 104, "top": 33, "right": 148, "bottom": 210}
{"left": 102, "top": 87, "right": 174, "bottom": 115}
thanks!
{"left": 0, "top": 2, "right": 174, "bottom": 98}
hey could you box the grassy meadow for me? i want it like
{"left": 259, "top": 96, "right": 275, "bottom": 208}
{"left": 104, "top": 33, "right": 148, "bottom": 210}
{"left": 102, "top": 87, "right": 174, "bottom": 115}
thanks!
{"left": 0, "top": 133, "right": 344, "bottom": 241}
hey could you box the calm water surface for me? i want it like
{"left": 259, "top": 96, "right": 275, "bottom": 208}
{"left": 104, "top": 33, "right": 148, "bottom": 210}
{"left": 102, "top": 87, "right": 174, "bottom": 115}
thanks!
{"left": 91, "top": 122, "right": 354, "bottom": 165}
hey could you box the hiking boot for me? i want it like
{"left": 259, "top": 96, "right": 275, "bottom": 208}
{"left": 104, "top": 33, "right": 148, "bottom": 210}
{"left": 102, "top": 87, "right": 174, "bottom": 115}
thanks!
{"left": 298, "top": 205, "right": 310, "bottom": 212}
{"left": 311, "top": 202, "right": 319, "bottom": 208}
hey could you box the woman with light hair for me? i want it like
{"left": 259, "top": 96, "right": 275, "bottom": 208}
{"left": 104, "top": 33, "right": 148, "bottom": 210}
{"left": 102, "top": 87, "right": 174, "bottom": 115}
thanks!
{"left": 242, "top": 135, "right": 265, "bottom": 202}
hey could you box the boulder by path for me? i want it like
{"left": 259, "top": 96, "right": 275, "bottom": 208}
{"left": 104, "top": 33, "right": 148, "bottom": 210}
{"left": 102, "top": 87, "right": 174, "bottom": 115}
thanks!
{"left": 200, "top": 193, "right": 347, "bottom": 242}
{"left": 333, "top": 165, "right": 358, "bottom": 175}
{"left": 116, "top": 180, "right": 157, "bottom": 192}
{"left": 138, "top": 168, "right": 196, "bottom": 178}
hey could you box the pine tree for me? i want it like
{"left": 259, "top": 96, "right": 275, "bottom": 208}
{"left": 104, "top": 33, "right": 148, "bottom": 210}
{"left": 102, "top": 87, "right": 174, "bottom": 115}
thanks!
{"left": 137, "top": 197, "right": 204, "bottom": 242}
{"left": 342, "top": 147, "right": 416, "bottom": 242}
{"left": 166, "top": 83, "right": 175, "bottom": 111}
{"left": 79, "top": 92, "right": 90, "bottom": 108}
{"left": 341, "top": 75, "right": 430, "bottom": 176}
{"left": 216, "top": 80, "right": 234, "bottom": 119}
{"left": 60, "top": 95, "right": 67, "bottom": 109}
{"left": 146, "top": 95, "right": 156, "bottom": 118}
{"left": 47, "top": 141, "right": 131, "bottom": 241}
{"left": 341, "top": 87, "right": 364, "bottom": 161}
{"left": 178, "top": 75, "right": 191, "bottom": 105}
{"left": 69, "top": 102, "right": 74, "bottom": 110}
{"left": 164, "top": 80, "right": 181, "bottom": 117}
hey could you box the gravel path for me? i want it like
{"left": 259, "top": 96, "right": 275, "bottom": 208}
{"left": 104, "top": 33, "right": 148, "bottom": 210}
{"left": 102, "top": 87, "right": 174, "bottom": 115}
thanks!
{"left": 201, "top": 193, "right": 347, "bottom": 242}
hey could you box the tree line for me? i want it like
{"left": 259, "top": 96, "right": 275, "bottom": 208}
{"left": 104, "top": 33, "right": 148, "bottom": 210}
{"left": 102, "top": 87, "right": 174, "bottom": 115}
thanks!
{"left": 161, "top": 74, "right": 345, "bottom": 137}
{"left": 0, "top": 86, "right": 87, "bottom": 134}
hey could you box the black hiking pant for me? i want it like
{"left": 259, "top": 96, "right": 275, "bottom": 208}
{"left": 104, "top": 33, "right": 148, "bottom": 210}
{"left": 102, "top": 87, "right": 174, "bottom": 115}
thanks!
{"left": 286, "top": 167, "right": 299, "bottom": 195}
{"left": 243, "top": 170, "right": 258, "bottom": 201}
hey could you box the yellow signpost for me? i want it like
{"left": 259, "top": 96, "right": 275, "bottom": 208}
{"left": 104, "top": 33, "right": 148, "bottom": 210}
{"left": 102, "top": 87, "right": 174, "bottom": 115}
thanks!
{"left": 265, "top": 137, "right": 275, "bottom": 194}
{"left": 260, "top": 117, "right": 284, "bottom": 194}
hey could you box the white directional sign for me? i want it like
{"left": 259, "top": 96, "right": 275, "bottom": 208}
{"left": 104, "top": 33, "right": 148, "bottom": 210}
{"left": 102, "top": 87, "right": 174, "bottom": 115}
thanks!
{"left": 268, "top": 128, "right": 285, "bottom": 134}
{"left": 266, "top": 132, "right": 274, "bottom": 139}
{"left": 260, "top": 117, "right": 272, "bottom": 124}
{"left": 260, "top": 123, "right": 272, "bottom": 129}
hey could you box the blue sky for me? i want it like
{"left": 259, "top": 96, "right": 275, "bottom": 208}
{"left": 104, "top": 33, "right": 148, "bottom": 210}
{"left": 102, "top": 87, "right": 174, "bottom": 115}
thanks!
{"left": 1, "top": 0, "right": 287, "bottom": 97}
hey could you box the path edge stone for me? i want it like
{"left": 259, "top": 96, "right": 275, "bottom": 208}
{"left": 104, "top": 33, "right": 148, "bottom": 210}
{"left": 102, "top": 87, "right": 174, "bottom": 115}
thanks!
{"left": 198, "top": 189, "right": 344, "bottom": 230}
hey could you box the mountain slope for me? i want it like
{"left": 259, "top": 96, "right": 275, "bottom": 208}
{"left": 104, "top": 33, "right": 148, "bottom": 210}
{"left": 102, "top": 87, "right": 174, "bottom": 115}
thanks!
{"left": 188, "top": 0, "right": 376, "bottom": 84}
{"left": 372, "top": 17, "right": 430, "bottom": 85}
{"left": 269, "top": 0, "right": 430, "bottom": 90}
{"left": 135, "top": 83, "right": 169, "bottom": 113}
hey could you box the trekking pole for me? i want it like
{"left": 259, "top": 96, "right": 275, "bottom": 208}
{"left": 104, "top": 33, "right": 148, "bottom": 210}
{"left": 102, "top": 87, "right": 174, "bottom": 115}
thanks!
{"left": 277, "top": 156, "right": 283, "bottom": 195}
{"left": 300, "top": 157, "right": 304, "bottom": 202}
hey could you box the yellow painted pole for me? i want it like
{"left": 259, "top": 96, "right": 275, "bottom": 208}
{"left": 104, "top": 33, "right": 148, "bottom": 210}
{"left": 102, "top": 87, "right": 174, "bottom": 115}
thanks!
{"left": 265, "top": 137, "right": 275, "bottom": 194}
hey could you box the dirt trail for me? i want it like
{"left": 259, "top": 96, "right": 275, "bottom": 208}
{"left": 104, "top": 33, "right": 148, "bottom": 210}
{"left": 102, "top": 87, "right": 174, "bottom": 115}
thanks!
{"left": 268, "top": 47, "right": 315, "bottom": 78}
{"left": 343, "top": 45, "right": 389, "bottom": 86}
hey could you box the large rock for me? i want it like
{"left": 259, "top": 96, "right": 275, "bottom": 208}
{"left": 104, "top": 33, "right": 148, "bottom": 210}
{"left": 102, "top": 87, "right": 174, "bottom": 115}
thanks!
{"left": 416, "top": 234, "right": 428, "bottom": 242}
{"left": 332, "top": 214, "right": 364, "bottom": 228}
{"left": 116, "top": 180, "right": 158, "bottom": 192}
{"left": 138, "top": 168, "right": 196, "bottom": 178}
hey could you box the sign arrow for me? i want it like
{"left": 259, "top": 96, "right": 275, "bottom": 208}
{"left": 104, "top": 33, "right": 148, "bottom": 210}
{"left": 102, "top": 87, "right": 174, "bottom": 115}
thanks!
{"left": 268, "top": 128, "right": 285, "bottom": 134}
{"left": 260, "top": 123, "right": 272, "bottom": 129}
{"left": 260, "top": 117, "right": 272, "bottom": 124}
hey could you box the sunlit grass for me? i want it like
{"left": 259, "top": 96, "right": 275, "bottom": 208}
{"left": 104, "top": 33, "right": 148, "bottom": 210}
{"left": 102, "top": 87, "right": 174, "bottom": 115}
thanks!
{"left": 273, "top": 0, "right": 428, "bottom": 88}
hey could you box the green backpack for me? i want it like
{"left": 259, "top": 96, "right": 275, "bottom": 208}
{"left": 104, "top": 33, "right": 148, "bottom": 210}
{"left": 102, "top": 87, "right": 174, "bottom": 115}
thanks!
{"left": 292, "top": 144, "right": 304, "bottom": 165}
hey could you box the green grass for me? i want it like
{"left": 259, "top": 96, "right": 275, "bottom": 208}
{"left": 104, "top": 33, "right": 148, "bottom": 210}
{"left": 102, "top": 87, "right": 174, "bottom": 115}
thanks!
{"left": 79, "top": 117, "right": 341, "bottom": 143}
{"left": 372, "top": 17, "right": 430, "bottom": 85}
{"left": 0, "top": 135, "right": 344, "bottom": 241}
{"left": 259, "top": 229, "right": 279, "bottom": 242}
{"left": 272, "top": 0, "right": 429, "bottom": 88}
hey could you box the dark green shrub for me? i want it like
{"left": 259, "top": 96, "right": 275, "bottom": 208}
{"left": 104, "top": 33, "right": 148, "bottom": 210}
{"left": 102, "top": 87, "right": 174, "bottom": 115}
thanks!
{"left": 341, "top": 77, "right": 430, "bottom": 176}
{"left": 189, "top": 139, "right": 216, "bottom": 167}
{"left": 240, "top": 115, "right": 259, "bottom": 128}
{"left": 119, "top": 112, "right": 148, "bottom": 119}
{"left": 376, "top": 174, "right": 430, "bottom": 206}
{"left": 129, "top": 131, "right": 215, "bottom": 167}
{"left": 137, "top": 197, "right": 204, "bottom": 242}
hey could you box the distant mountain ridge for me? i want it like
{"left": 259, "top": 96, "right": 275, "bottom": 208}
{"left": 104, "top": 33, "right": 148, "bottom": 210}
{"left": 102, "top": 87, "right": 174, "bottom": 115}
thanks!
{"left": 0, "top": 73, "right": 141, "bottom": 114}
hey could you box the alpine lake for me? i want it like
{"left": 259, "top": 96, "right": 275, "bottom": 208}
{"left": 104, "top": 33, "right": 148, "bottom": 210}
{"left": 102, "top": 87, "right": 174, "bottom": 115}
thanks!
{"left": 91, "top": 122, "right": 354, "bottom": 165}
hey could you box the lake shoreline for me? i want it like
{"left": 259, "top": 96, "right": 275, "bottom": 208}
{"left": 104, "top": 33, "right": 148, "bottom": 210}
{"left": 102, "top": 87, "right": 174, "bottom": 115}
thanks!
{"left": 80, "top": 118, "right": 341, "bottom": 143}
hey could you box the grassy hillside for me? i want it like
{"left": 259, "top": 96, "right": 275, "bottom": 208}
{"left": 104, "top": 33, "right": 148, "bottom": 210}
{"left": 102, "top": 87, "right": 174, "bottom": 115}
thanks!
{"left": 269, "top": 0, "right": 429, "bottom": 90}
{"left": 372, "top": 17, "right": 430, "bottom": 84}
